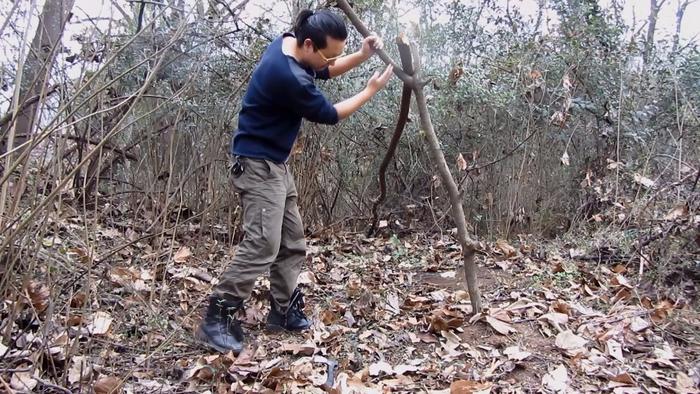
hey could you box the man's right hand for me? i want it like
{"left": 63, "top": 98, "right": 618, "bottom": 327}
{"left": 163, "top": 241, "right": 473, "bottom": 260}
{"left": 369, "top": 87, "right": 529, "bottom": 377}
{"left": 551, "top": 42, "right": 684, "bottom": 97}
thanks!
{"left": 334, "top": 65, "right": 395, "bottom": 121}
{"left": 367, "top": 65, "right": 394, "bottom": 94}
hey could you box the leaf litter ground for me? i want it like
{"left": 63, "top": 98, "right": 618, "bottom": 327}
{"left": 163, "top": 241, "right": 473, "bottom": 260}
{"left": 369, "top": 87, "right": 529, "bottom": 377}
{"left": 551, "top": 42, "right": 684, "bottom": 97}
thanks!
{"left": 2, "top": 228, "right": 699, "bottom": 393}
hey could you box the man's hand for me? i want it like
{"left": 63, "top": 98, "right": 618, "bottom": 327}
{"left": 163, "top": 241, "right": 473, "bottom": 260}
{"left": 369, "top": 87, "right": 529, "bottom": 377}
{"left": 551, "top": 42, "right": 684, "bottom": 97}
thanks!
{"left": 367, "top": 65, "right": 394, "bottom": 93}
{"left": 360, "top": 33, "right": 384, "bottom": 58}
{"left": 334, "top": 65, "right": 394, "bottom": 120}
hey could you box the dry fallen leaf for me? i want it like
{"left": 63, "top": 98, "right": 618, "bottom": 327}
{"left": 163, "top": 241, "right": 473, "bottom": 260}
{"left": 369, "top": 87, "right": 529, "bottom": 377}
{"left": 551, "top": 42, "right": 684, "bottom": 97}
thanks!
{"left": 560, "top": 150, "right": 570, "bottom": 166}
{"left": 280, "top": 342, "right": 316, "bottom": 356}
{"left": 633, "top": 173, "right": 655, "bottom": 188}
{"left": 485, "top": 315, "right": 517, "bottom": 335}
{"left": 457, "top": 153, "right": 468, "bottom": 171}
{"left": 394, "top": 364, "right": 419, "bottom": 376}
{"left": 664, "top": 204, "right": 688, "bottom": 221}
{"left": 94, "top": 376, "right": 122, "bottom": 394}
{"left": 87, "top": 311, "right": 113, "bottom": 336}
{"left": 385, "top": 292, "right": 400, "bottom": 315}
{"left": 609, "top": 372, "right": 635, "bottom": 385}
{"left": 173, "top": 246, "right": 192, "bottom": 262}
{"left": 297, "top": 271, "right": 316, "bottom": 284}
{"left": 611, "top": 274, "right": 632, "bottom": 289}
{"left": 539, "top": 312, "right": 569, "bottom": 331}
{"left": 651, "top": 300, "right": 674, "bottom": 323}
{"left": 449, "top": 379, "right": 492, "bottom": 393}
{"left": 542, "top": 364, "right": 569, "bottom": 392}
{"left": 555, "top": 330, "right": 588, "bottom": 356}
{"left": 495, "top": 239, "right": 517, "bottom": 258}
{"left": 504, "top": 346, "right": 532, "bottom": 361}
{"left": 25, "top": 280, "right": 49, "bottom": 313}
{"left": 369, "top": 361, "right": 393, "bottom": 376}
{"left": 68, "top": 356, "right": 92, "bottom": 384}
{"left": 10, "top": 370, "right": 38, "bottom": 391}
{"left": 675, "top": 372, "right": 698, "bottom": 394}
{"left": 606, "top": 339, "right": 624, "bottom": 362}
{"left": 630, "top": 316, "right": 650, "bottom": 332}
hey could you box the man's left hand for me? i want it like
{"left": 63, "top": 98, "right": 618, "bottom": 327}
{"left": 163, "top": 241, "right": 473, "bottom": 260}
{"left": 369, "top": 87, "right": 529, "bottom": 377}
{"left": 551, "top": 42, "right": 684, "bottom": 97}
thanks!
{"left": 361, "top": 33, "right": 384, "bottom": 58}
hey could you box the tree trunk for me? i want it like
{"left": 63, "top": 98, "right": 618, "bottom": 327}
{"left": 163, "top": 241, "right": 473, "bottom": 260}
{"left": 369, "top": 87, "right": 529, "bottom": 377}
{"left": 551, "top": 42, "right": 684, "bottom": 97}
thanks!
{"left": 0, "top": 0, "right": 75, "bottom": 229}
{"left": 3, "top": 0, "right": 75, "bottom": 153}
{"left": 672, "top": 0, "right": 691, "bottom": 54}
{"left": 643, "top": 0, "right": 665, "bottom": 65}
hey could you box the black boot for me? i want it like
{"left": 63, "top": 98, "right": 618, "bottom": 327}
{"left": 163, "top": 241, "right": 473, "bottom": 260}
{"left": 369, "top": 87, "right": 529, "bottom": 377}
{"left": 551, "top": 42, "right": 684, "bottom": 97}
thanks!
{"left": 266, "top": 288, "right": 311, "bottom": 332}
{"left": 196, "top": 295, "right": 244, "bottom": 353}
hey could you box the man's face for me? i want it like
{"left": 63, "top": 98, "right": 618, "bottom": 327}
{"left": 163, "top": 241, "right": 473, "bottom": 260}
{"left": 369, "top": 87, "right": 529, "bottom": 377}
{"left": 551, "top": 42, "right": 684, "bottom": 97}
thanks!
{"left": 304, "top": 37, "right": 345, "bottom": 70}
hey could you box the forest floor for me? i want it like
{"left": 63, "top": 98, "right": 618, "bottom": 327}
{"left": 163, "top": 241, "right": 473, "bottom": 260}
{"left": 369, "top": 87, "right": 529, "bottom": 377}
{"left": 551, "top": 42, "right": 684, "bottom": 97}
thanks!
{"left": 1, "top": 219, "right": 699, "bottom": 393}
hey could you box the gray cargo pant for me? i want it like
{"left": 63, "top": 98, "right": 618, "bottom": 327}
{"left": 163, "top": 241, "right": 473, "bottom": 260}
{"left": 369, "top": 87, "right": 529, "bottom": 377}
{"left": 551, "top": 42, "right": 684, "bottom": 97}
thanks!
{"left": 214, "top": 157, "right": 306, "bottom": 310}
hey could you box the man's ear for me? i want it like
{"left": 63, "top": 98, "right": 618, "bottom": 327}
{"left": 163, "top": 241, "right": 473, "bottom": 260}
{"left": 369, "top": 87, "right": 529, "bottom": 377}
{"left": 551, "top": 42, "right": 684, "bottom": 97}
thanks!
{"left": 303, "top": 38, "right": 315, "bottom": 51}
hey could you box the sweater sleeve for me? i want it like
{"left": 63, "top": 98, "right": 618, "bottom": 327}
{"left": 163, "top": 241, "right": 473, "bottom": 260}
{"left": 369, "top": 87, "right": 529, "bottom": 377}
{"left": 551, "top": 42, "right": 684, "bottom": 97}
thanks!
{"left": 290, "top": 80, "right": 339, "bottom": 125}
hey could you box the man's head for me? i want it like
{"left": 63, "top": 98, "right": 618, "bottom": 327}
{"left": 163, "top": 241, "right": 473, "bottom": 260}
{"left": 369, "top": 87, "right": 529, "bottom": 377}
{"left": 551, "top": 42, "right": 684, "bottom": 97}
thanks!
{"left": 293, "top": 9, "right": 347, "bottom": 69}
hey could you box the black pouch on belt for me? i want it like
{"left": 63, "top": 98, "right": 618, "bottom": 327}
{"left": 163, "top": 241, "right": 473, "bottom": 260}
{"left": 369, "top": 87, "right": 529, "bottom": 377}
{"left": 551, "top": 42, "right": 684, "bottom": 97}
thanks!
{"left": 231, "top": 156, "right": 245, "bottom": 176}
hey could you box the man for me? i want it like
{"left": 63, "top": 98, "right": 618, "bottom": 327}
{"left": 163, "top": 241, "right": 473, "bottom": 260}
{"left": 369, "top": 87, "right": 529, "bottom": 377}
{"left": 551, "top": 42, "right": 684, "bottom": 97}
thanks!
{"left": 197, "top": 9, "right": 393, "bottom": 353}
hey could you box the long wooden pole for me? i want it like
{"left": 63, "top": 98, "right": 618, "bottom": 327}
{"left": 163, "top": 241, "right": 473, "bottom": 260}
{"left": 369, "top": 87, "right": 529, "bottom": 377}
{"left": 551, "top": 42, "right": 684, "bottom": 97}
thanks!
{"left": 336, "top": 0, "right": 482, "bottom": 313}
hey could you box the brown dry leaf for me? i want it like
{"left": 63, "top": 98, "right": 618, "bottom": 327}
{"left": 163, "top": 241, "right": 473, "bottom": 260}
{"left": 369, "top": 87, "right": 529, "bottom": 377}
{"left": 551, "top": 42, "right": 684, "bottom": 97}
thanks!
{"left": 485, "top": 315, "right": 517, "bottom": 335}
{"left": 321, "top": 309, "right": 336, "bottom": 325}
{"left": 67, "top": 314, "right": 83, "bottom": 326}
{"left": 640, "top": 297, "right": 654, "bottom": 309}
{"left": 173, "top": 246, "right": 192, "bottom": 263}
{"left": 385, "top": 292, "right": 400, "bottom": 315}
{"left": 611, "top": 274, "right": 632, "bottom": 288}
{"left": 675, "top": 372, "right": 698, "bottom": 394}
{"left": 552, "top": 300, "right": 572, "bottom": 315}
{"left": 67, "top": 247, "right": 90, "bottom": 264}
{"left": 630, "top": 316, "right": 650, "bottom": 332}
{"left": 633, "top": 173, "right": 655, "bottom": 188}
{"left": 504, "top": 346, "right": 531, "bottom": 361}
{"left": 10, "top": 370, "right": 38, "bottom": 391}
{"left": 394, "top": 364, "right": 419, "bottom": 376}
{"left": 280, "top": 342, "right": 316, "bottom": 356}
{"left": 551, "top": 111, "right": 566, "bottom": 127}
{"left": 417, "top": 332, "right": 438, "bottom": 343}
{"left": 495, "top": 239, "right": 517, "bottom": 258}
{"left": 645, "top": 370, "right": 676, "bottom": 391}
{"left": 555, "top": 330, "right": 588, "bottom": 356}
{"left": 25, "top": 280, "right": 49, "bottom": 313}
{"left": 542, "top": 365, "right": 569, "bottom": 392}
{"left": 429, "top": 308, "right": 464, "bottom": 333}
{"left": 109, "top": 267, "right": 138, "bottom": 286}
{"left": 297, "top": 271, "right": 316, "bottom": 284}
{"left": 86, "top": 311, "right": 113, "bottom": 336}
{"left": 649, "top": 343, "right": 678, "bottom": 368}
{"left": 494, "top": 260, "right": 511, "bottom": 270}
{"left": 70, "top": 291, "right": 87, "bottom": 308}
{"left": 457, "top": 153, "right": 468, "bottom": 171}
{"left": 612, "top": 264, "right": 626, "bottom": 274}
{"left": 611, "top": 288, "right": 632, "bottom": 304}
{"left": 539, "top": 312, "right": 569, "bottom": 331}
{"left": 651, "top": 300, "right": 674, "bottom": 323}
{"left": 449, "top": 379, "right": 492, "bottom": 393}
{"left": 68, "top": 356, "right": 92, "bottom": 384}
{"left": 609, "top": 372, "right": 635, "bottom": 385}
{"left": 369, "top": 361, "right": 393, "bottom": 376}
{"left": 664, "top": 204, "right": 688, "bottom": 221}
{"left": 94, "top": 376, "right": 122, "bottom": 394}
{"left": 606, "top": 339, "right": 624, "bottom": 362}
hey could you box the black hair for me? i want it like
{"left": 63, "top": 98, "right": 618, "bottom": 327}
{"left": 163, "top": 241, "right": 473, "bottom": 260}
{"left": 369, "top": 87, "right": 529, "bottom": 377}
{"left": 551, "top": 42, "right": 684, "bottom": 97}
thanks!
{"left": 293, "top": 9, "right": 347, "bottom": 49}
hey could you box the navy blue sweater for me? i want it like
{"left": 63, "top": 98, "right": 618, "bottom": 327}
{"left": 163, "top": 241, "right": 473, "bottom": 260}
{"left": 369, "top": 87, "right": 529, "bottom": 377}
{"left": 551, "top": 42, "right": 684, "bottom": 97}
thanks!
{"left": 232, "top": 33, "right": 339, "bottom": 163}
